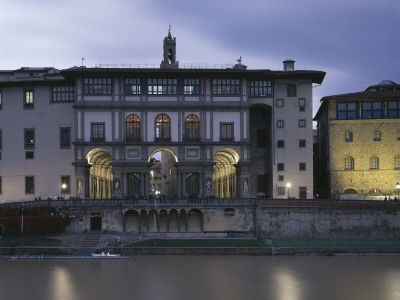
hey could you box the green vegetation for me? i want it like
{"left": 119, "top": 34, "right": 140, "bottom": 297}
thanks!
{"left": 0, "top": 236, "right": 62, "bottom": 247}
{"left": 127, "top": 239, "right": 260, "bottom": 247}
{"left": 260, "top": 238, "right": 400, "bottom": 248}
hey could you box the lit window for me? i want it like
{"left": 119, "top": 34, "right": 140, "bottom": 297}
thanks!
{"left": 125, "top": 79, "right": 141, "bottom": 95}
{"left": 369, "top": 156, "right": 379, "bottom": 170}
{"left": 155, "top": 114, "right": 170, "bottom": 141}
{"left": 345, "top": 157, "right": 354, "bottom": 170}
{"left": 24, "top": 129, "right": 35, "bottom": 149}
{"left": 394, "top": 156, "right": 400, "bottom": 169}
{"left": 148, "top": 79, "right": 177, "bottom": 95}
{"left": 184, "top": 79, "right": 200, "bottom": 95}
{"left": 24, "top": 89, "right": 34, "bottom": 108}
{"left": 126, "top": 114, "right": 141, "bottom": 141}
{"left": 185, "top": 114, "right": 199, "bottom": 140}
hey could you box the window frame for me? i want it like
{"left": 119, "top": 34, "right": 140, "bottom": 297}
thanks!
{"left": 24, "top": 89, "right": 34, "bottom": 109}
{"left": 60, "top": 127, "right": 71, "bottom": 148}
{"left": 184, "top": 79, "right": 200, "bottom": 95}
{"left": 298, "top": 98, "right": 306, "bottom": 112}
{"left": 124, "top": 78, "right": 141, "bottom": 95}
{"left": 277, "top": 140, "right": 285, "bottom": 148}
{"left": 155, "top": 114, "right": 171, "bottom": 141}
{"left": 388, "top": 101, "right": 400, "bottom": 119}
{"left": 373, "top": 131, "right": 381, "bottom": 141}
{"left": 91, "top": 123, "right": 105, "bottom": 142}
{"left": 25, "top": 176, "right": 34, "bottom": 194}
{"left": 276, "top": 120, "right": 284, "bottom": 128}
{"left": 277, "top": 186, "right": 285, "bottom": 195}
{"left": 126, "top": 114, "right": 141, "bottom": 141}
{"left": 277, "top": 163, "right": 284, "bottom": 171}
{"left": 212, "top": 79, "right": 240, "bottom": 96}
{"left": 52, "top": 86, "right": 75, "bottom": 102}
{"left": 298, "top": 119, "right": 306, "bottom": 128}
{"left": 394, "top": 155, "right": 400, "bottom": 170}
{"left": 369, "top": 156, "right": 379, "bottom": 170}
{"left": 185, "top": 114, "right": 200, "bottom": 141}
{"left": 220, "top": 122, "right": 234, "bottom": 141}
{"left": 344, "top": 157, "right": 354, "bottom": 170}
{"left": 24, "top": 128, "right": 35, "bottom": 149}
{"left": 84, "top": 78, "right": 112, "bottom": 95}
{"left": 345, "top": 131, "right": 353, "bottom": 142}
{"left": 148, "top": 78, "right": 177, "bottom": 95}
{"left": 248, "top": 80, "right": 272, "bottom": 97}
{"left": 299, "top": 139, "right": 306, "bottom": 148}
{"left": 337, "top": 103, "right": 358, "bottom": 120}
{"left": 287, "top": 84, "right": 296, "bottom": 97}
{"left": 362, "top": 102, "right": 384, "bottom": 119}
{"left": 299, "top": 162, "right": 306, "bottom": 171}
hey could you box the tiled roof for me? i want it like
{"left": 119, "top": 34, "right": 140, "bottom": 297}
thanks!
{"left": 321, "top": 90, "right": 400, "bottom": 101}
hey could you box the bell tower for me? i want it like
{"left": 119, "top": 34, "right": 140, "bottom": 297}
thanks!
{"left": 161, "top": 25, "right": 178, "bottom": 69}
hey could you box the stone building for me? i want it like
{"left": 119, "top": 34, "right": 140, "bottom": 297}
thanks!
{"left": 314, "top": 80, "right": 400, "bottom": 199}
{"left": 0, "top": 29, "right": 325, "bottom": 203}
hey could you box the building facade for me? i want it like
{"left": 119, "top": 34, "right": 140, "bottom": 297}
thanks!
{"left": 314, "top": 80, "right": 400, "bottom": 199}
{"left": 0, "top": 30, "right": 325, "bottom": 203}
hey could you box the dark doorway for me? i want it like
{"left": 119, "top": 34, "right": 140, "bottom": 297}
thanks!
{"left": 299, "top": 187, "right": 307, "bottom": 199}
{"left": 127, "top": 173, "right": 141, "bottom": 198}
{"left": 91, "top": 214, "right": 102, "bottom": 231}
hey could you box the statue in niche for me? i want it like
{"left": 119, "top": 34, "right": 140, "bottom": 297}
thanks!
{"left": 206, "top": 178, "right": 212, "bottom": 192}
{"left": 243, "top": 178, "right": 249, "bottom": 192}
{"left": 115, "top": 179, "right": 120, "bottom": 193}
{"left": 77, "top": 179, "right": 83, "bottom": 194}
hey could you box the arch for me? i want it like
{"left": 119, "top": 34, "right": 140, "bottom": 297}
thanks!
{"left": 126, "top": 114, "right": 140, "bottom": 141}
{"left": 155, "top": 114, "right": 170, "bottom": 141}
{"left": 187, "top": 209, "right": 202, "bottom": 232}
{"left": 368, "top": 188, "right": 382, "bottom": 196}
{"left": 86, "top": 148, "right": 113, "bottom": 199}
{"left": 213, "top": 148, "right": 240, "bottom": 198}
{"left": 343, "top": 189, "right": 357, "bottom": 195}
{"left": 369, "top": 156, "right": 379, "bottom": 170}
{"left": 185, "top": 114, "right": 199, "bottom": 140}
{"left": 344, "top": 157, "right": 354, "bottom": 170}
{"left": 148, "top": 148, "right": 178, "bottom": 163}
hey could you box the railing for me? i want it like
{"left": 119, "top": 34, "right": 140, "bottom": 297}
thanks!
{"left": 94, "top": 63, "right": 235, "bottom": 69}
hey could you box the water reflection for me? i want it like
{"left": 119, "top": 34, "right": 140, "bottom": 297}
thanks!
{"left": 51, "top": 266, "right": 76, "bottom": 300}
{"left": 274, "top": 268, "right": 302, "bottom": 300}
{"left": 386, "top": 271, "right": 400, "bottom": 299}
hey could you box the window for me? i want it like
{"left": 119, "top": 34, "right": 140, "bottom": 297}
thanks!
{"left": 0, "top": 176, "right": 2, "bottom": 194}
{"left": 24, "top": 129, "right": 35, "bottom": 149}
{"left": 220, "top": 123, "right": 233, "bottom": 141}
{"left": 287, "top": 85, "right": 296, "bottom": 97}
{"left": 337, "top": 103, "right": 358, "bottom": 120}
{"left": 388, "top": 101, "right": 400, "bottom": 118}
{"left": 345, "top": 131, "right": 353, "bottom": 142}
{"left": 277, "top": 120, "right": 284, "bottom": 128}
{"left": 299, "top": 162, "right": 306, "bottom": 171}
{"left": 369, "top": 156, "right": 379, "bottom": 170}
{"left": 277, "top": 187, "right": 285, "bottom": 195}
{"left": 276, "top": 99, "right": 284, "bottom": 107}
{"left": 91, "top": 123, "right": 105, "bottom": 142}
{"left": 373, "top": 131, "right": 381, "bottom": 141}
{"left": 155, "top": 114, "right": 170, "bottom": 141}
{"left": 60, "top": 127, "right": 71, "bottom": 148}
{"left": 277, "top": 140, "right": 285, "bottom": 148}
{"left": 185, "top": 114, "right": 199, "bottom": 140}
{"left": 248, "top": 80, "right": 272, "bottom": 97}
{"left": 84, "top": 78, "right": 112, "bottom": 95}
{"left": 126, "top": 114, "right": 141, "bottom": 141}
{"left": 277, "top": 163, "right": 284, "bottom": 171}
{"left": 125, "top": 79, "right": 141, "bottom": 95}
{"left": 25, "top": 176, "right": 34, "bottom": 194}
{"left": 25, "top": 151, "right": 34, "bottom": 159}
{"left": 148, "top": 79, "right": 177, "bottom": 95}
{"left": 345, "top": 157, "right": 354, "bottom": 170}
{"left": 299, "top": 119, "right": 306, "bottom": 127}
{"left": 362, "top": 102, "right": 384, "bottom": 119}
{"left": 24, "top": 89, "right": 34, "bottom": 108}
{"left": 394, "top": 156, "right": 400, "bottom": 169}
{"left": 212, "top": 79, "right": 240, "bottom": 95}
{"left": 61, "top": 176, "right": 71, "bottom": 194}
{"left": 184, "top": 79, "right": 200, "bottom": 95}
{"left": 299, "top": 139, "right": 306, "bottom": 148}
{"left": 0, "top": 90, "right": 2, "bottom": 109}
{"left": 278, "top": 175, "right": 284, "bottom": 181}
{"left": 298, "top": 98, "right": 306, "bottom": 112}
{"left": 52, "top": 86, "right": 75, "bottom": 102}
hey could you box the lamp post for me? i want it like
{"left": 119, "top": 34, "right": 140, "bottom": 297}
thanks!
{"left": 287, "top": 183, "right": 291, "bottom": 199}
{"left": 61, "top": 183, "right": 67, "bottom": 200}
{"left": 396, "top": 182, "right": 400, "bottom": 200}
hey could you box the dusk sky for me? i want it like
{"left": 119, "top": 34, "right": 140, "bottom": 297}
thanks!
{"left": 1, "top": 0, "right": 399, "bottom": 117}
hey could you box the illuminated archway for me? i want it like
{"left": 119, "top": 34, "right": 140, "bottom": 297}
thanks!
{"left": 148, "top": 148, "right": 178, "bottom": 197}
{"left": 86, "top": 148, "right": 113, "bottom": 199}
{"left": 213, "top": 148, "right": 240, "bottom": 198}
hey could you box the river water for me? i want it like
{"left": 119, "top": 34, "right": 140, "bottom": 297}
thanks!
{"left": 1, "top": 255, "right": 399, "bottom": 300}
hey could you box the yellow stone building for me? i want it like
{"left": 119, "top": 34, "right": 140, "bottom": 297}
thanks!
{"left": 314, "top": 80, "right": 400, "bottom": 200}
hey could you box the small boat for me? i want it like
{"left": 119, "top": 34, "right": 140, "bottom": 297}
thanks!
{"left": 91, "top": 252, "right": 120, "bottom": 257}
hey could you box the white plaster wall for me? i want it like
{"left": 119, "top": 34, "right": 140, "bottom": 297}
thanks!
{"left": 83, "top": 112, "right": 113, "bottom": 142}
{"left": 212, "top": 112, "right": 241, "bottom": 142}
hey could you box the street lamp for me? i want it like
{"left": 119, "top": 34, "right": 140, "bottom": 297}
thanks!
{"left": 61, "top": 183, "right": 67, "bottom": 200}
{"left": 287, "top": 183, "right": 291, "bottom": 199}
{"left": 396, "top": 182, "right": 400, "bottom": 200}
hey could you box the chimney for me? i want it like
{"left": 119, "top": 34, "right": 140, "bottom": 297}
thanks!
{"left": 283, "top": 59, "right": 295, "bottom": 71}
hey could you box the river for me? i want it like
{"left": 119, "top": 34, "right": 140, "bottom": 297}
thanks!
{"left": 0, "top": 255, "right": 399, "bottom": 300}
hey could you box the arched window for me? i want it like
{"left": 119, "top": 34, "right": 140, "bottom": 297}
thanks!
{"left": 344, "top": 157, "right": 354, "bottom": 170}
{"left": 373, "top": 131, "right": 381, "bottom": 141}
{"left": 155, "top": 114, "right": 170, "bottom": 141}
{"left": 395, "top": 155, "right": 400, "bottom": 169}
{"left": 126, "top": 114, "right": 140, "bottom": 141}
{"left": 185, "top": 114, "right": 199, "bottom": 141}
{"left": 369, "top": 156, "right": 379, "bottom": 170}
{"left": 345, "top": 131, "right": 353, "bottom": 142}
